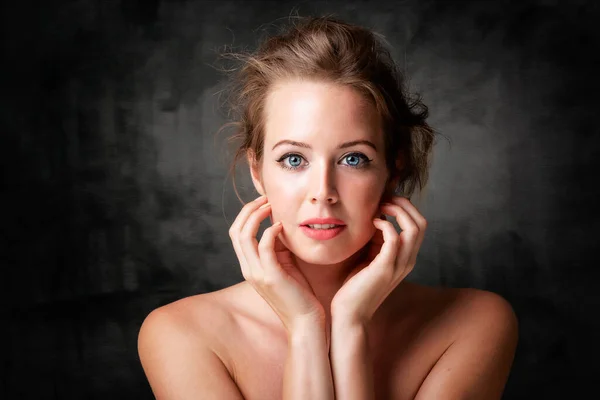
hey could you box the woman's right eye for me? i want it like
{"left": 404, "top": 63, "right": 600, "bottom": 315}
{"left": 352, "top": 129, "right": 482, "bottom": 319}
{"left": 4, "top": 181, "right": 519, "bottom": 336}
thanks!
{"left": 276, "top": 153, "right": 305, "bottom": 170}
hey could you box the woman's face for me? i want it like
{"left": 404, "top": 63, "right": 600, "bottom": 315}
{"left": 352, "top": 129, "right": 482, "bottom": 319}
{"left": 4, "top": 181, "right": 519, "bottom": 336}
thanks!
{"left": 249, "top": 80, "right": 391, "bottom": 264}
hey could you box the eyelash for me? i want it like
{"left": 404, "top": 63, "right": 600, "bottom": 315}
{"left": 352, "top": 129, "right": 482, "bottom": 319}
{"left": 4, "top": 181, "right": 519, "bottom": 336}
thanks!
{"left": 276, "top": 152, "right": 373, "bottom": 171}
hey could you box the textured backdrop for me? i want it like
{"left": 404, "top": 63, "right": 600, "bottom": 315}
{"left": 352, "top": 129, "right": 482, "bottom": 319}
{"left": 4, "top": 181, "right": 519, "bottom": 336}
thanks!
{"left": 2, "top": 0, "right": 599, "bottom": 398}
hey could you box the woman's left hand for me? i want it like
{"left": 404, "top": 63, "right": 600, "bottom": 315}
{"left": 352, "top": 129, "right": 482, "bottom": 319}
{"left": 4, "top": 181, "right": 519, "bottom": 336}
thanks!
{"left": 330, "top": 196, "right": 427, "bottom": 325}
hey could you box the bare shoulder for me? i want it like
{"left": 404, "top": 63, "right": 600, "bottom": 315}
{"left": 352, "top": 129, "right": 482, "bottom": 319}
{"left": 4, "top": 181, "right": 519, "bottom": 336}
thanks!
{"left": 138, "top": 285, "right": 243, "bottom": 369}
{"left": 402, "top": 284, "right": 519, "bottom": 399}
{"left": 439, "top": 284, "right": 518, "bottom": 337}
{"left": 137, "top": 286, "right": 248, "bottom": 399}
{"left": 392, "top": 282, "right": 518, "bottom": 358}
{"left": 401, "top": 281, "right": 517, "bottom": 323}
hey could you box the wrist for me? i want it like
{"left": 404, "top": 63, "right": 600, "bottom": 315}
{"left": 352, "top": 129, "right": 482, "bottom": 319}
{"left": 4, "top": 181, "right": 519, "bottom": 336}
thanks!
{"left": 331, "top": 316, "right": 368, "bottom": 336}
{"left": 330, "top": 307, "right": 369, "bottom": 329}
{"left": 287, "top": 315, "right": 327, "bottom": 340}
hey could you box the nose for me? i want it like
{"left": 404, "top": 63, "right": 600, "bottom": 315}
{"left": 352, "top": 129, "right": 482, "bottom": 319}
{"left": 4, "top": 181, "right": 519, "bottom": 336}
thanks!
{"left": 309, "top": 160, "right": 339, "bottom": 205}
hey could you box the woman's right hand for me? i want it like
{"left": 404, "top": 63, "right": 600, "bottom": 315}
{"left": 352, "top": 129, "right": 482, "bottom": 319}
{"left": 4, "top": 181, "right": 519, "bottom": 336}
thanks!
{"left": 228, "top": 195, "right": 326, "bottom": 334}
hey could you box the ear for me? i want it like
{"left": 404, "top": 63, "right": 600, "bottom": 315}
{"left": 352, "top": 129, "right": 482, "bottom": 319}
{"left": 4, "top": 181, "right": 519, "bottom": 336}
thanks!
{"left": 381, "top": 178, "right": 398, "bottom": 203}
{"left": 247, "top": 150, "right": 266, "bottom": 196}
{"left": 381, "top": 156, "right": 404, "bottom": 202}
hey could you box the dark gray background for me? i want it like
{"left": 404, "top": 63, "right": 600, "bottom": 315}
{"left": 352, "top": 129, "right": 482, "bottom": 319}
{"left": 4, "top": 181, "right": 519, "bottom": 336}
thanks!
{"left": 2, "top": 0, "right": 599, "bottom": 398}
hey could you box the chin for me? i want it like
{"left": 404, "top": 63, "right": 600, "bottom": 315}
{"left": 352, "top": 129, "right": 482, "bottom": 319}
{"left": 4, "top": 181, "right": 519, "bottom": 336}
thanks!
{"left": 293, "top": 252, "right": 351, "bottom": 266}
{"left": 284, "top": 238, "right": 363, "bottom": 266}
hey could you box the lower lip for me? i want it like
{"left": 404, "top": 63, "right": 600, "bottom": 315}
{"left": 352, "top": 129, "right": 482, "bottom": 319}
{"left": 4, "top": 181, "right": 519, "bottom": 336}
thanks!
{"left": 300, "top": 225, "right": 346, "bottom": 240}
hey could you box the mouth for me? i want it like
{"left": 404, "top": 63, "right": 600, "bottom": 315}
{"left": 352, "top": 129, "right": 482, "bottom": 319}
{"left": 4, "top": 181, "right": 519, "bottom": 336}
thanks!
{"left": 299, "top": 224, "right": 346, "bottom": 240}
{"left": 301, "top": 224, "right": 344, "bottom": 230}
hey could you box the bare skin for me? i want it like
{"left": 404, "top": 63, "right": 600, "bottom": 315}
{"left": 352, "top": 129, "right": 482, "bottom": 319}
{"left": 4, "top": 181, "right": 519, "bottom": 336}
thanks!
{"left": 155, "top": 278, "right": 485, "bottom": 400}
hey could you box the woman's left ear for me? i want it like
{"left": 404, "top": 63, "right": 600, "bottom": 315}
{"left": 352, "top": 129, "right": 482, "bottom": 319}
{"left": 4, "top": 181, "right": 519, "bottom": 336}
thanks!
{"left": 381, "top": 176, "right": 399, "bottom": 202}
{"left": 383, "top": 157, "right": 403, "bottom": 200}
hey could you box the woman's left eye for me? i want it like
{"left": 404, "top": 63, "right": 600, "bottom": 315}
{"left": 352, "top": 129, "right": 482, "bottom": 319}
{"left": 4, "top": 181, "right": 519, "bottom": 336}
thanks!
{"left": 343, "top": 153, "right": 369, "bottom": 167}
{"left": 276, "top": 152, "right": 372, "bottom": 170}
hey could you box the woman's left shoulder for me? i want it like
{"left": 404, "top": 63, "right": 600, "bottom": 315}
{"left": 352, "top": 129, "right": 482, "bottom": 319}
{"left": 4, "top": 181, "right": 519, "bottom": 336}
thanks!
{"left": 393, "top": 283, "right": 519, "bottom": 399}
{"left": 405, "top": 281, "right": 518, "bottom": 336}
{"left": 444, "top": 285, "right": 517, "bottom": 324}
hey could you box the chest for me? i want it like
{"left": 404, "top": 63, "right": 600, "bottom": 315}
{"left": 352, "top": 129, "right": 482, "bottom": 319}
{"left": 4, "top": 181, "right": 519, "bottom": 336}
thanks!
{"left": 226, "top": 313, "right": 454, "bottom": 400}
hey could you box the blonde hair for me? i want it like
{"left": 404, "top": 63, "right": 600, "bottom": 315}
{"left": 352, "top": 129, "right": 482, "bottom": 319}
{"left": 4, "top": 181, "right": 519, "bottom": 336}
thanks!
{"left": 214, "top": 14, "right": 448, "bottom": 205}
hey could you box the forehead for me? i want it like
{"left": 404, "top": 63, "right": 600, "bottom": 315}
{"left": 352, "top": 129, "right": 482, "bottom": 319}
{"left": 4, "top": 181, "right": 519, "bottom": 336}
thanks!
{"left": 263, "top": 80, "right": 383, "bottom": 148}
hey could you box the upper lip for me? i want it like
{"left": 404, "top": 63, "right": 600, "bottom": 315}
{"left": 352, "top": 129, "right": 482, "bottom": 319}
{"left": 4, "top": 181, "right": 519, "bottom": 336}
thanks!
{"left": 300, "top": 218, "right": 346, "bottom": 226}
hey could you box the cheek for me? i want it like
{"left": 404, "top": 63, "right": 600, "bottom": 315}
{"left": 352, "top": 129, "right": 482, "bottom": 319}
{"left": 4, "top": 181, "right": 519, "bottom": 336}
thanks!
{"left": 263, "top": 169, "right": 304, "bottom": 200}
{"left": 354, "top": 182, "right": 388, "bottom": 220}
{"left": 343, "top": 175, "right": 386, "bottom": 200}
{"left": 263, "top": 182, "right": 297, "bottom": 222}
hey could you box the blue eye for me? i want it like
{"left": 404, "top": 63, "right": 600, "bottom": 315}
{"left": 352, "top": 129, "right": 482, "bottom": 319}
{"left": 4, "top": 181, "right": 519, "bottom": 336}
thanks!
{"left": 286, "top": 154, "right": 303, "bottom": 168}
{"left": 344, "top": 154, "right": 362, "bottom": 167}
{"left": 276, "top": 152, "right": 372, "bottom": 171}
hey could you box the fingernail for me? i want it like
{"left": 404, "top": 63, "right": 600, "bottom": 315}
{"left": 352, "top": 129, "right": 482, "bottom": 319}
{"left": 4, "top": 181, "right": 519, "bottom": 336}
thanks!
{"left": 258, "top": 202, "right": 271, "bottom": 209}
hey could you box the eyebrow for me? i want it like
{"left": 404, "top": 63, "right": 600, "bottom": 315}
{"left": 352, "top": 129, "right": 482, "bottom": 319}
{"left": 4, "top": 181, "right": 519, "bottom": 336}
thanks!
{"left": 271, "top": 139, "right": 377, "bottom": 151}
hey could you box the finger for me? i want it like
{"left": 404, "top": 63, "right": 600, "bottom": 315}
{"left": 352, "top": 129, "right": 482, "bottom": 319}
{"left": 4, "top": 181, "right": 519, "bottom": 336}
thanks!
{"left": 229, "top": 195, "right": 267, "bottom": 239}
{"left": 273, "top": 231, "right": 288, "bottom": 253}
{"left": 239, "top": 202, "right": 272, "bottom": 280}
{"left": 229, "top": 197, "right": 266, "bottom": 281}
{"left": 379, "top": 204, "right": 418, "bottom": 274}
{"left": 386, "top": 197, "right": 427, "bottom": 266}
{"left": 229, "top": 196, "right": 268, "bottom": 274}
{"left": 372, "top": 217, "right": 400, "bottom": 272}
{"left": 365, "top": 211, "right": 385, "bottom": 247}
{"left": 389, "top": 197, "right": 427, "bottom": 228}
{"left": 257, "top": 222, "right": 285, "bottom": 281}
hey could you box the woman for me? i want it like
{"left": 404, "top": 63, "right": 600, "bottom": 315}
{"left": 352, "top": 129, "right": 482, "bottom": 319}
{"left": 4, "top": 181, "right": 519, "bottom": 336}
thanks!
{"left": 138, "top": 15, "right": 518, "bottom": 400}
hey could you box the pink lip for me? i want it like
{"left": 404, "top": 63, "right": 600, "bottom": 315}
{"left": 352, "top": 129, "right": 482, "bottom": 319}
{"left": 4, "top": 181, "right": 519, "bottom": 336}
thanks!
{"left": 300, "top": 225, "right": 346, "bottom": 240}
{"left": 300, "top": 217, "right": 346, "bottom": 226}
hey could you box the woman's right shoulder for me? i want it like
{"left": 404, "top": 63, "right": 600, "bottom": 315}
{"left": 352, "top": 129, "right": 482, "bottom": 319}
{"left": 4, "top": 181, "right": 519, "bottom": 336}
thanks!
{"left": 139, "top": 282, "right": 247, "bottom": 347}
{"left": 137, "top": 284, "right": 251, "bottom": 398}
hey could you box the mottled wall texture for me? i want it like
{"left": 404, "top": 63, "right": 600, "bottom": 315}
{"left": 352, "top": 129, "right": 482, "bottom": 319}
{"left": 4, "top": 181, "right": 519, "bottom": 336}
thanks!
{"left": 2, "top": 0, "right": 598, "bottom": 398}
